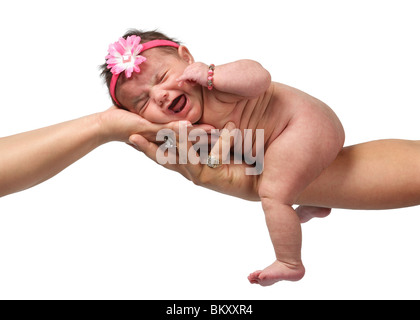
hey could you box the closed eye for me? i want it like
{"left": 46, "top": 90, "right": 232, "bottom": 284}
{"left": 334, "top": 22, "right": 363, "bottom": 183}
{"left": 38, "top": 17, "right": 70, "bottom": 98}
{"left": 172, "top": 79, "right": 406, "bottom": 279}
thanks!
{"left": 159, "top": 71, "right": 168, "bottom": 83}
{"left": 137, "top": 97, "right": 149, "bottom": 113}
{"left": 134, "top": 71, "right": 168, "bottom": 112}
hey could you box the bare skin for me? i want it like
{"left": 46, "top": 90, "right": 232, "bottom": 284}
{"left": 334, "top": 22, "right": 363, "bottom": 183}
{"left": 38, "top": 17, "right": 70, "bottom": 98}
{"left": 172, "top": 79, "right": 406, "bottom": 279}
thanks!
{"left": 130, "top": 128, "right": 420, "bottom": 286}
{"left": 3, "top": 112, "right": 417, "bottom": 211}
{"left": 0, "top": 107, "right": 211, "bottom": 198}
{"left": 130, "top": 132, "right": 420, "bottom": 212}
{"left": 116, "top": 45, "right": 345, "bottom": 285}
{"left": 298, "top": 139, "right": 420, "bottom": 210}
{"left": 1, "top": 107, "right": 420, "bottom": 286}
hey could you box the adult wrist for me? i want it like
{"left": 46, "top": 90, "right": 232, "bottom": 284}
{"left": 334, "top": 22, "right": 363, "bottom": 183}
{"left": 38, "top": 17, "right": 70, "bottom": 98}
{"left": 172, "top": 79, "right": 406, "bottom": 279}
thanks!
{"left": 96, "top": 110, "right": 116, "bottom": 145}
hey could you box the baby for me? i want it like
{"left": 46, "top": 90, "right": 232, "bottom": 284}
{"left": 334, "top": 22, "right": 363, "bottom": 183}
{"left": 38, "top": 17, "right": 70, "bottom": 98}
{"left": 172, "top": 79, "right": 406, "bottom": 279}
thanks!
{"left": 101, "top": 30, "right": 345, "bottom": 286}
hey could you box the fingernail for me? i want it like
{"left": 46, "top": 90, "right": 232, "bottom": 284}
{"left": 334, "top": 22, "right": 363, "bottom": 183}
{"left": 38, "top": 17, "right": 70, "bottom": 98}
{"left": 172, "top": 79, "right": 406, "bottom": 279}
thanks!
{"left": 128, "top": 139, "right": 138, "bottom": 148}
{"left": 226, "top": 122, "right": 236, "bottom": 131}
{"left": 180, "top": 120, "right": 192, "bottom": 127}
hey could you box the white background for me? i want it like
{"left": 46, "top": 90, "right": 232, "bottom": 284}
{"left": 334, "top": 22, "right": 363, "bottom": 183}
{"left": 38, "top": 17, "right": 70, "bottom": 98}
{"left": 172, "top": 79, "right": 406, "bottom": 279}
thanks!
{"left": 0, "top": 0, "right": 419, "bottom": 299}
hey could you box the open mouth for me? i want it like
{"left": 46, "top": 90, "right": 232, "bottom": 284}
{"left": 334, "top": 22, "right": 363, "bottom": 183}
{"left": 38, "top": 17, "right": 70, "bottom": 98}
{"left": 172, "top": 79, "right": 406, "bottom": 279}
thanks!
{"left": 168, "top": 94, "right": 187, "bottom": 114}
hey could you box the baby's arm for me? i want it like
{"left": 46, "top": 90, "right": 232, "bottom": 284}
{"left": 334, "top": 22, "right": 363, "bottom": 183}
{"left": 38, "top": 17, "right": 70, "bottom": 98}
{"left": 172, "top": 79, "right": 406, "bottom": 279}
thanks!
{"left": 177, "top": 60, "right": 271, "bottom": 98}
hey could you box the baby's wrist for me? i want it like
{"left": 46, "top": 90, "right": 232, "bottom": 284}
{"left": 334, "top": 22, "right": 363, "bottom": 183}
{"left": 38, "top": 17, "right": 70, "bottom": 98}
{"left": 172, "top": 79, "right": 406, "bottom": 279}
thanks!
{"left": 207, "top": 64, "right": 215, "bottom": 90}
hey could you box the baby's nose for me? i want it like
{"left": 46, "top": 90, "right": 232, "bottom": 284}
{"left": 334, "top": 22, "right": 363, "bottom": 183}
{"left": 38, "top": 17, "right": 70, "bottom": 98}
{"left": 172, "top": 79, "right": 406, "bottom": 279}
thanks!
{"left": 154, "top": 90, "right": 169, "bottom": 106}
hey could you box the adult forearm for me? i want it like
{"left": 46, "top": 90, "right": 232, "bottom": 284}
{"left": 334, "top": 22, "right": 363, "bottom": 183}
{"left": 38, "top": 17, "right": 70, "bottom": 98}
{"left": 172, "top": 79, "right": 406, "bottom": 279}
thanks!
{"left": 0, "top": 113, "right": 104, "bottom": 197}
{"left": 297, "top": 140, "right": 420, "bottom": 210}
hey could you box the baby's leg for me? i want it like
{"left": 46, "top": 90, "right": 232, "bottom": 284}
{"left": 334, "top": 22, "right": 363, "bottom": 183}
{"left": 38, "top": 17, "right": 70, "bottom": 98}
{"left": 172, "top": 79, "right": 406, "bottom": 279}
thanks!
{"left": 248, "top": 199, "right": 306, "bottom": 285}
{"left": 249, "top": 110, "right": 344, "bottom": 286}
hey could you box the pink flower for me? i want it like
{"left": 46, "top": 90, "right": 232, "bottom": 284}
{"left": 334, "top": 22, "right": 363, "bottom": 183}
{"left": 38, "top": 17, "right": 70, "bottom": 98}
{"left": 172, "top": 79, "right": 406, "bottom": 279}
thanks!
{"left": 106, "top": 35, "right": 146, "bottom": 78}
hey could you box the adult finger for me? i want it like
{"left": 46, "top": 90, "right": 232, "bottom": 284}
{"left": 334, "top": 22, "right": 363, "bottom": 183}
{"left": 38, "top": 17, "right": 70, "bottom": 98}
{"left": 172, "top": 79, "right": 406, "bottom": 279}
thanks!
{"left": 145, "top": 120, "right": 214, "bottom": 144}
{"left": 208, "top": 122, "right": 237, "bottom": 168}
{"left": 128, "top": 134, "right": 159, "bottom": 163}
{"left": 129, "top": 132, "right": 202, "bottom": 180}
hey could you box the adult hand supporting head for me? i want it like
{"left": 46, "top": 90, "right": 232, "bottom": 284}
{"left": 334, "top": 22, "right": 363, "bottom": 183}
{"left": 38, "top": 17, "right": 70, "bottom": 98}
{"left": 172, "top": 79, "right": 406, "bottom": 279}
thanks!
{"left": 128, "top": 121, "right": 261, "bottom": 201}
{"left": 0, "top": 105, "right": 185, "bottom": 198}
{"left": 98, "top": 106, "right": 173, "bottom": 144}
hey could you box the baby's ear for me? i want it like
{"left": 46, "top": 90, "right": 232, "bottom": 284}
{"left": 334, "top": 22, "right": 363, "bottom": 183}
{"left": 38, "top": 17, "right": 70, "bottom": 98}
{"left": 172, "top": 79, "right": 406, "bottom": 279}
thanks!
{"left": 178, "top": 46, "right": 195, "bottom": 64}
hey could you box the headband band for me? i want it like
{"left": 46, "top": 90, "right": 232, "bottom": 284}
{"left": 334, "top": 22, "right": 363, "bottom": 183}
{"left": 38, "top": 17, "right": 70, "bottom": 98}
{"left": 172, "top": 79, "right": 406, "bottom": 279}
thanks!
{"left": 106, "top": 36, "right": 180, "bottom": 107}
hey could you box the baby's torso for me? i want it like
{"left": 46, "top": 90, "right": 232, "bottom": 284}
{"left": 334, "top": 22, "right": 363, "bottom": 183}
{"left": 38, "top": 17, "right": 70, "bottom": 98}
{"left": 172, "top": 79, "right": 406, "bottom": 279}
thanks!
{"left": 199, "top": 82, "right": 300, "bottom": 149}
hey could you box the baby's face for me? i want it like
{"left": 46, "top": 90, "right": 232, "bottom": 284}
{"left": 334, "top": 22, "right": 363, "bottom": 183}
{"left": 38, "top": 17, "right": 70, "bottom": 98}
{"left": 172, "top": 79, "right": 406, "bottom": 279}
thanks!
{"left": 115, "top": 48, "right": 203, "bottom": 124}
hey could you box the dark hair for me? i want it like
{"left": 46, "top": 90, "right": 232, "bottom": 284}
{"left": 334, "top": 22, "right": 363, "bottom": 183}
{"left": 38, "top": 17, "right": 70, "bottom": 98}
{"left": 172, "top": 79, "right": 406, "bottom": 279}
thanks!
{"left": 100, "top": 29, "right": 181, "bottom": 105}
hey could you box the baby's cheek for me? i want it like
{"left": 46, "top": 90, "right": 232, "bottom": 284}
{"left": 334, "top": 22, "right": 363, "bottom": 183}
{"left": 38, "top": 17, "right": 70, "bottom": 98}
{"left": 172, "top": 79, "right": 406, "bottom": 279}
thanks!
{"left": 145, "top": 109, "right": 176, "bottom": 124}
{"left": 189, "top": 102, "right": 204, "bottom": 124}
{"left": 142, "top": 110, "right": 161, "bottom": 123}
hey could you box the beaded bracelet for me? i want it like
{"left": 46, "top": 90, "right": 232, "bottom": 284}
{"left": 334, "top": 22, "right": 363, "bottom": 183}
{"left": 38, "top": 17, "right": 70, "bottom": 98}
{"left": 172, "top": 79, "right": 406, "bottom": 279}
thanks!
{"left": 207, "top": 64, "right": 215, "bottom": 90}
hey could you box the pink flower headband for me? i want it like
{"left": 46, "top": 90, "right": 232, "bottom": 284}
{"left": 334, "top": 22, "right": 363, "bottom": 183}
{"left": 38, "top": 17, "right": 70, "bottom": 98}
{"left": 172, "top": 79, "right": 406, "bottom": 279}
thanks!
{"left": 106, "top": 35, "right": 180, "bottom": 107}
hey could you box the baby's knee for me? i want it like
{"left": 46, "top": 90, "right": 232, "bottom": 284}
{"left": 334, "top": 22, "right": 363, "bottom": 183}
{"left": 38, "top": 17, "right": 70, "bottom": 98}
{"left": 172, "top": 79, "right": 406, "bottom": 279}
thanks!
{"left": 260, "top": 195, "right": 286, "bottom": 213}
{"left": 331, "top": 122, "right": 345, "bottom": 154}
{"left": 316, "top": 121, "right": 345, "bottom": 167}
{"left": 309, "top": 102, "right": 345, "bottom": 155}
{"left": 258, "top": 182, "right": 292, "bottom": 208}
{"left": 325, "top": 111, "right": 345, "bottom": 154}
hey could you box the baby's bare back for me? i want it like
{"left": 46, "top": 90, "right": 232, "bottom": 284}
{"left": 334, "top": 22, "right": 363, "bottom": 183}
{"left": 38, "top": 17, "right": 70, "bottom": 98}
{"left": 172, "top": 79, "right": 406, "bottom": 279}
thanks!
{"left": 242, "top": 83, "right": 343, "bottom": 148}
{"left": 200, "top": 82, "right": 344, "bottom": 178}
{"left": 211, "top": 82, "right": 344, "bottom": 157}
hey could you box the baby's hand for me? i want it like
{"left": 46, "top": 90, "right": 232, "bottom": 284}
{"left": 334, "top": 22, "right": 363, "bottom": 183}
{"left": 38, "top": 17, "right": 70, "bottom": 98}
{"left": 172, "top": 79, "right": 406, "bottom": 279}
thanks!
{"left": 177, "top": 62, "right": 208, "bottom": 88}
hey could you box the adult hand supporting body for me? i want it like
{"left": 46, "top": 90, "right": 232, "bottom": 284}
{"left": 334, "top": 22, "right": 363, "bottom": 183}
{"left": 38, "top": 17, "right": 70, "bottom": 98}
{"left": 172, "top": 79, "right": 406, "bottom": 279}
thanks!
{"left": 130, "top": 123, "right": 420, "bottom": 210}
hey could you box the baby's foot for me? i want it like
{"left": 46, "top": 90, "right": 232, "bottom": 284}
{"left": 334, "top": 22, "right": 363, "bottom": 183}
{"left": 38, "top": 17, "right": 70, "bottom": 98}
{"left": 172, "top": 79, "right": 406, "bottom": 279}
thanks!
{"left": 248, "top": 260, "right": 305, "bottom": 286}
{"left": 295, "top": 205, "right": 331, "bottom": 223}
